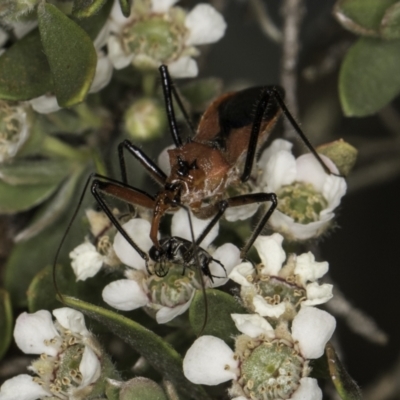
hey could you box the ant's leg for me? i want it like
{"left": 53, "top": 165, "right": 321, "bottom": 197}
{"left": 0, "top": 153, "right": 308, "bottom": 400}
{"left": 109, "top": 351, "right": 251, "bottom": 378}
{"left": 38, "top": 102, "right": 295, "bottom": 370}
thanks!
{"left": 194, "top": 193, "right": 277, "bottom": 255}
{"left": 118, "top": 139, "right": 167, "bottom": 185}
{"left": 240, "top": 87, "right": 339, "bottom": 183}
{"left": 159, "top": 65, "right": 196, "bottom": 147}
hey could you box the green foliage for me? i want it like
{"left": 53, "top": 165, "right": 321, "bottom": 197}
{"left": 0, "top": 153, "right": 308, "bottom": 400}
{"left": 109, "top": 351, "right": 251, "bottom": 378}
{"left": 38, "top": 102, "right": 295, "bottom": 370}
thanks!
{"left": 119, "top": 377, "right": 168, "bottom": 400}
{"left": 0, "top": 29, "right": 53, "bottom": 100}
{"left": 339, "top": 37, "right": 400, "bottom": 116}
{"left": 335, "top": 0, "right": 400, "bottom": 115}
{"left": 38, "top": 3, "right": 97, "bottom": 107}
{"left": 0, "top": 289, "right": 13, "bottom": 360}
{"left": 72, "top": 0, "right": 109, "bottom": 19}
{"left": 189, "top": 289, "right": 246, "bottom": 346}
{"left": 326, "top": 342, "right": 363, "bottom": 400}
{"left": 118, "top": 0, "right": 132, "bottom": 17}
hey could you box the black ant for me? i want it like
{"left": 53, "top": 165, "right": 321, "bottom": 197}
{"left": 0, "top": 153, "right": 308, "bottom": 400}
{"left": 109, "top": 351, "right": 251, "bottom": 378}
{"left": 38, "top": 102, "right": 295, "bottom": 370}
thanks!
{"left": 149, "top": 236, "right": 226, "bottom": 283}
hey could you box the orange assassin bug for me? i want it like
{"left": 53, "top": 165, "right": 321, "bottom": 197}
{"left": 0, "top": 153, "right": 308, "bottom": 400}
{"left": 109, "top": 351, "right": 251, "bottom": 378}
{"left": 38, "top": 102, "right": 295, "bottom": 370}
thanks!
{"left": 55, "top": 64, "right": 335, "bottom": 284}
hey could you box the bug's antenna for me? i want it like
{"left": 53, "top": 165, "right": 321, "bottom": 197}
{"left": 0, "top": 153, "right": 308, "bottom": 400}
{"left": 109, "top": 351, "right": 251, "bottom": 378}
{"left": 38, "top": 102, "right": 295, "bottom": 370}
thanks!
{"left": 177, "top": 202, "right": 209, "bottom": 335}
{"left": 53, "top": 174, "right": 95, "bottom": 304}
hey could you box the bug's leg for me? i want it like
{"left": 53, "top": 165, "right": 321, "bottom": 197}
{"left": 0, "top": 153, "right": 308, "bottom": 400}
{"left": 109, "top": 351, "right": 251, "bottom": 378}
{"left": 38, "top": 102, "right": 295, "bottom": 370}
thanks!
{"left": 91, "top": 177, "right": 156, "bottom": 273}
{"left": 159, "top": 65, "right": 196, "bottom": 146}
{"left": 268, "top": 87, "right": 341, "bottom": 176}
{"left": 240, "top": 87, "right": 341, "bottom": 183}
{"left": 118, "top": 140, "right": 167, "bottom": 185}
{"left": 194, "top": 193, "right": 277, "bottom": 258}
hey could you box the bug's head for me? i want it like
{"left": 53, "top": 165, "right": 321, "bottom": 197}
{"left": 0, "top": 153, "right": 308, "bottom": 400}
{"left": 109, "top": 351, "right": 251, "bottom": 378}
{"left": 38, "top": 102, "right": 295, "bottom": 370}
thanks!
{"left": 167, "top": 143, "right": 230, "bottom": 200}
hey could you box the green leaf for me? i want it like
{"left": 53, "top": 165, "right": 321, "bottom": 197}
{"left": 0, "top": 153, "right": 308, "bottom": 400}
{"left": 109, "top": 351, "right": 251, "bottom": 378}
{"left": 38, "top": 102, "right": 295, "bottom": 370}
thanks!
{"left": 334, "top": 0, "right": 398, "bottom": 36}
{"left": 3, "top": 167, "right": 92, "bottom": 307}
{"left": 381, "top": 2, "right": 400, "bottom": 39}
{"left": 15, "top": 168, "right": 82, "bottom": 242}
{"left": 62, "top": 296, "right": 211, "bottom": 400}
{"left": 72, "top": 0, "right": 108, "bottom": 19}
{"left": 0, "top": 29, "right": 53, "bottom": 100}
{"left": 0, "top": 179, "right": 62, "bottom": 214}
{"left": 75, "top": 0, "right": 113, "bottom": 41}
{"left": 38, "top": 3, "right": 97, "bottom": 107}
{"left": 339, "top": 37, "right": 400, "bottom": 116}
{"left": 120, "top": 378, "right": 168, "bottom": 400}
{"left": 326, "top": 342, "right": 363, "bottom": 400}
{"left": 0, "top": 289, "right": 13, "bottom": 360}
{"left": 189, "top": 289, "right": 246, "bottom": 346}
{"left": 0, "top": 159, "right": 70, "bottom": 185}
{"left": 118, "top": 0, "right": 132, "bottom": 17}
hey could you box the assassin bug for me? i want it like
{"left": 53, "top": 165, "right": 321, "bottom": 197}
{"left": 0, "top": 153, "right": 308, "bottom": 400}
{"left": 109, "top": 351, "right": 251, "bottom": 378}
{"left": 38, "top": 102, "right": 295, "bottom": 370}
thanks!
{"left": 87, "top": 65, "right": 335, "bottom": 262}
{"left": 54, "top": 64, "right": 337, "bottom": 302}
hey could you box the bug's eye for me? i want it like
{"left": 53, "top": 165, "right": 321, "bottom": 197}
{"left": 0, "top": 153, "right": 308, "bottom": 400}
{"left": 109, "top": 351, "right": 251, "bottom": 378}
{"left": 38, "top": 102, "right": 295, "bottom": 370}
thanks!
{"left": 176, "top": 156, "right": 191, "bottom": 177}
{"left": 189, "top": 160, "right": 198, "bottom": 170}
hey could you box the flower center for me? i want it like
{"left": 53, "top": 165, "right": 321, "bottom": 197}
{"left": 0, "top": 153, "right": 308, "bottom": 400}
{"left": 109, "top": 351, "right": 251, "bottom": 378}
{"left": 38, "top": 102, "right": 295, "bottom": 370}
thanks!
{"left": 257, "top": 276, "right": 306, "bottom": 311}
{"left": 0, "top": 101, "right": 23, "bottom": 143}
{"left": 147, "top": 263, "right": 198, "bottom": 307}
{"left": 122, "top": 15, "right": 186, "bottom": 66}
{"left": 277, "top": 182, "right": 328, "bottom": 223}
{"left": 239, "top": 339, "right": 305, "bottom": 400}
{"left": 31, "top": 335, "right": 88, "bottom": 399}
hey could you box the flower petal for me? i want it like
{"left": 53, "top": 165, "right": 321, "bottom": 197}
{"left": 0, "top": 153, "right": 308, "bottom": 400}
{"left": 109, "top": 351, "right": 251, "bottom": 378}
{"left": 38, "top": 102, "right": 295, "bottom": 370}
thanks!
{"left": 260, "top": 148, "right": 297, "bottom": 192}
{"left": 14, "top": 311, "right": 60, "bottom": 356}
{"left": 29, "top": 95, "right": 60, "bottom": 114}
{"left": 156, "top": 291, "right": 195, "bottom": 324}
{"left": 89, "top": 51, "right": 113, "bottom": 93}
{"left": 252, "top": 295, "right": 286, "bottom": 318}
{"left": 294, "top": 252, "right": 329, "bottom": 284}
{"left": 151, "top": 0, "right": 179, "bottom": 13}
{"left": 303, "top": 282, "right": 333, "bottom": 306}
{"left": 185, "top": 4, "right": 227, "bottom": 46}
{"left": 231, "top": 313, "right": 274, "bottom": 338}
{"left": 0, "top": 374, "right": 49, "bottom": 400}
{"left": 209, "top": 244, "right": 240, "bottom": 287}
{"left": 171, "top": 209, "right": 218, "bottom": 248}
{"left": 53, "top": 308, "right": 90, "bottom": 337}
{"left": 113, "top": 218, "right": 154, "bottom": 270}
{"left": 183, "top": 336, "right": 237, "bottom": 385}
{"left": 229, "top": 262, "right": 254, "bottom": 287}
{"left": 290, "top": 377, "right": 322, "bottom": 400}
{"left": 291, "top": 307, "right": 336, "bottom": 359}
{"left": 70, "top": 242, "right": 103, "bottom": 281}
{"left": 168, "top": 56, "right": 198, "bottom": 78}
{"left": 254, "top": 234, "right": 285, "bottom": 276}
{"left": 102, "top": 279, "right": 149, "bottom": 311}
{"left": 107, "top": 35, "right": 133, "bottom": 69}
{"left": 224, "top": 201, "right": 259, "bottom": 222}
{"left": 78, "top": 346, "right": 101, "bottom": 388}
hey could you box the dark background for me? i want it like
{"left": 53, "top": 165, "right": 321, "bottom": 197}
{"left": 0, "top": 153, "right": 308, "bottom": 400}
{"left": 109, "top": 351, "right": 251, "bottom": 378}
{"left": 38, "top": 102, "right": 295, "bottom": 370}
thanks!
{"left": 201, "top": 0, "right": 400, "bottom": 396}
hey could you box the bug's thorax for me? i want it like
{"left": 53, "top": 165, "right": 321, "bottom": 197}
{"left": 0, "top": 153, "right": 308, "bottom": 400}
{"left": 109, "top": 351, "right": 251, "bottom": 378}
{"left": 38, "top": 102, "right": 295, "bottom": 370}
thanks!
{"left": 166, "top": 142, "right": 231, "bottom": 204}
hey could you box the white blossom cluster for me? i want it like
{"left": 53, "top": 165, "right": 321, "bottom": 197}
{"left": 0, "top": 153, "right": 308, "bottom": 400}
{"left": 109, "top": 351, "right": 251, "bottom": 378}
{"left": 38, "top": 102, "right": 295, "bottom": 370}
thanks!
{"left": 183, "top": 234, "right": 336, "bottom": 400}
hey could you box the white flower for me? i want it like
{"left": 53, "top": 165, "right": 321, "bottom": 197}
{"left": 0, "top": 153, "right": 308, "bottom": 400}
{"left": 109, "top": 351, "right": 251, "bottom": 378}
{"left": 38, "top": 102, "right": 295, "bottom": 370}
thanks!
{"left": 0, "top": 308, "right": 102, "bottom": 400}
{"left": 229, "top": 234, "right": 333, "bottom": 319}
{"left": 183, "top": 307, "right": 335, "bottom": 400}
{"left": 70, "top": 241, "right": 104, "bottom": 281}
{"left": 107, "top": 0, "right": 226, "bottom": 78}
{"left": 0, "top": 100, "right": 31, "bottom": 163}
{"left": 258, "top": 139, "right": 347, "bottom": 241}
{"left": 102, "top": 212, "right": 240, "bottom": 323}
